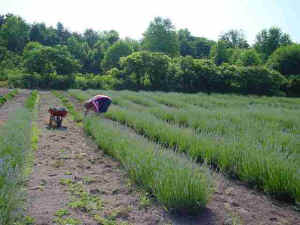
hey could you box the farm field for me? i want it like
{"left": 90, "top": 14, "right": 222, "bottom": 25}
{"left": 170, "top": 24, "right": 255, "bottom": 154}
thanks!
{"left": 0, "top": 89, "right": 299, "bottom": 225}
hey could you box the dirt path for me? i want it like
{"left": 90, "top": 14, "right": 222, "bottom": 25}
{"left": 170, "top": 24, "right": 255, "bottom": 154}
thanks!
{"left": 68, "top": 93, "right": 300, "bottom": 225}
{"left": 26, "top": 91, "right": 173, "bottom": 225}
{"left": 0, "top": 89, "right": 30, "bottom": 125}
{"left": 0, "top": 87, "right": 9, "bottom": 96}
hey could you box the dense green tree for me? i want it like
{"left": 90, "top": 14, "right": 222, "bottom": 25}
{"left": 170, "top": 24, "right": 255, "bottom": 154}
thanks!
{"left": 56, "top": 22, "right": 71, "bottom": 45}
{"left": 254, "top": 27, "right": 292, "bottom": 61}
{"left": 0, "top": 15, "right": 30, "bottom": 52}
{"left": 120, "top": 51, "right": 151, "bottom": 88}
{"left": 0, "top": 46, "right": 22, "bottom": 79}
{"left": 120, "top": 51, "right": 170, "bottom": 89}
{"left": 99, "top": 30, "right": 119, "bottom": 45}
{"left": 178, "top": 29, "right": 195, "bottom": 56}
{"left": 67, "top": 36, "right": 90, "bottom": 72}
{"left": 239, "top": 66, "right": 287, "bottom": 95}
{"left": 230, "top": 48, "right": 262, "bottom": 66}
{"left": 30, "top": 23, "right": 48, "bottom": 44}
{"left": 23, "top": 43, "right": 80, "bottom": 75}
{"left": 238, "top": 49, "right": 262, "bottom": 66}
{"left": 101, "top": 40, "right": 133, "bottom": 71}
{"left": 124, "top": 37, "right": 141, "bottom": 52}
{"left": 219, "top": 29, "right": 249, "bottom": 49}
{"left": 210, "top": 40, "right": 231, "bottom": 65}
{"left": 142, "top": 17, "right": 179, "bottom": 57}
{"left": 267, "top": 44, "right": 300, "bottom": 76}
{"left": 193, "top": 37, "right": 215, "bottom": 58}
{"left": 0, "top": 15, "right": 5, "bottom": 27}
{"left": 84, "top": 29, "right": 99, "bottom": 48}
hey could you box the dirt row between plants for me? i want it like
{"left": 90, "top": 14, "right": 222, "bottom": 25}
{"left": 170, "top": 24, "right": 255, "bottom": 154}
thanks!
{"left": 26, "top": 91, "right": 173, "bottom": 225}
{"left": 67, "top": 92, "right": 300, "bottom": 225}
{"left": 0, "top": 87, "right": 9, "bottom": 96}
{"left": 0, "top": 89, "right": 30, "bottom": 125}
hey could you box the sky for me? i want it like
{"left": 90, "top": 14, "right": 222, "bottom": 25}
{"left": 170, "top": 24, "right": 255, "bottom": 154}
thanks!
{"left": 1, "top": 0, "right": 299, "bottom": 44}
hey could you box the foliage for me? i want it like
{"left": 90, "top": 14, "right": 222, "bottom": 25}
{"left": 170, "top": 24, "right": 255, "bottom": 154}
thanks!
{"left": 232, "top": 49, "right": 262, "bottom": 66}
{"left": 193, "top": 37, "right": 215, "bottom": 58}
{"left": 23, "top": 42, "right": 81, "bottom": 75}
{"left": 254, "top": 27, "right": 292, "bottom": 61}
{"left": 120, "top": 51, "right": 171, "bottom": 90}
{"left": 210, "top": 40, "right": 231, "bottom": 65}
{"left": 142, "top": 17, "right": 179, "bottom": 57}
{"left": 0, "top": 15, "right": 30, "bottom": 52}
{"left": 267, "top": 44, "right": 300, "bottom": 76}
{"left": 0, "top": 89, "right": 18, "bottom": 105}
{"left": 0, "top": 14, "right": 297, "bottom": 96}
{"left": 101, "top": 40, "right": 133, "bottom": 72}
{"left": 239, "top": 66, "right": 287, "bottom": 95}
{"left": 286, "top": 75, "right": 300, "bottom": 97}
{"left": 0, "top": 46, "right": 23, "bottom": 81}
{"left": 177, "top": 29, "right": 215, "bottom": 58}
{"left": 219, "top": 29, "right": 249, "bottom": 49}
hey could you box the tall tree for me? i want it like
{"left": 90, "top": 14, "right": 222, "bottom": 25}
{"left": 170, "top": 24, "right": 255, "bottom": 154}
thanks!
{"left": 84, "top": 29, "right": 99, "bottom": 48}
{"left": 56, "top": 22, "right": 71, "bottom": 45}
{"left": 0, "top": 15, "right": 30, "bottom": 52}
{"left": 142, "top": 17, "right": 179, "bottom": 57}
{"left": 177, "top": 28, "right": 195, "bottom": 56}
{"left": 101, "top": 40, "right": 133, "bottom": 71}
{"left": 193, "top": 37, "right": 215, "bottom": 58}
{"left": 219, "top": 29, "right": 249, "bottom": 49}
{"left": 267, "top": 44, "right": 300, "bottom": 76}
{"left": 99, "top": 30, "right": 119, "bottom": 45}
{"left": 254, "top": 27, "right": 292, "bottom": 61}
{"left": 0, "top": 15, "right": 5, "bottom": 27}
{"left": 210, "top": 40, "right": 231, "bottom": 65}
{"left": 30, "top": 23, "right": 48, "bottom": 44}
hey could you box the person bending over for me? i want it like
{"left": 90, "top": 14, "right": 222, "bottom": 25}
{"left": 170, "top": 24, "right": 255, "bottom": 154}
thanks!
{"left": 84, "top": 95, "right": 112, "bottom": 116}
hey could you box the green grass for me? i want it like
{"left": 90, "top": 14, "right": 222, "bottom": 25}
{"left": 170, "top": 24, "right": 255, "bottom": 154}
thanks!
{"left": 25, "top": 90, "right": 38, "bottom": 111}
{"left": 70, "top": 89, "right": 300, "bottom": 203}
{"left": 0, "top": 90, "right": 39, "bottom": 225}
{"left": 0, "top": 89, "right": 18, "bottom": 106}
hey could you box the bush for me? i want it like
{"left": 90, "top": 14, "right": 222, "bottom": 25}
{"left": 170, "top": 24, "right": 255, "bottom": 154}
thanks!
{"left": 237, "top": 49, "right": 262, "bottom": 66}
{"left": 267, "top": 44, "right": 300, "bottom": 76}
{"left": 239, "top": 66, "right": 287, "bottom": 95}
{"left": 23, "top": 43, "right": 81, "bottom": 75}
{"left": 286, "top": 75, "right": 300, "bottom": 97}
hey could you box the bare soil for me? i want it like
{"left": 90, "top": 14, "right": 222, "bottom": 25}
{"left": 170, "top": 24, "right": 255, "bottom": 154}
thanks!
{"left": 0, "top": 87, "right": 9, "bottom": 96}
{"left": 26, "top": 91, "right": 173, "bottom": 225}
{"left": 67, "top": 93, "right": 300, "bottom": 225}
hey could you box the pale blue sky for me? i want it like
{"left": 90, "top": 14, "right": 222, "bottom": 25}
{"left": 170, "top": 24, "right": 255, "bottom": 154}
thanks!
{"left": 1, "top": 0, "right": 299, "bottom": 44}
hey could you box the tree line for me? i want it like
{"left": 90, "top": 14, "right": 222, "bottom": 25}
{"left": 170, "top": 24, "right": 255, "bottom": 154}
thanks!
{"left": 0, "top": 14, "right": 299, "bottom": 96}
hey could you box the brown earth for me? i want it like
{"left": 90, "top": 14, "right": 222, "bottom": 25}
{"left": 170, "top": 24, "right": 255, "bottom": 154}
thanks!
{"left": 67, "top": 92, "right": 300, "bottom": 225}
{"left": 0, "top": 87, "right": 9, "bottom": 96}
{"left": 26, "top": 91, "right": 174, "bottom": 225}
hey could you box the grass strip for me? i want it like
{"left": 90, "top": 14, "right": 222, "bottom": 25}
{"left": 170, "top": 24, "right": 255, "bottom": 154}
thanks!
{"left": 0, "top": 90, "right": 38, "bottom": 225}
{"left": 0, "top": 89, "right": 18, "bottom": 106}
{"left": 84, "top": 116, "right": 213, "bottom": 214}
{"left": 108, "top": 106, "right": 300, "bottom": 203}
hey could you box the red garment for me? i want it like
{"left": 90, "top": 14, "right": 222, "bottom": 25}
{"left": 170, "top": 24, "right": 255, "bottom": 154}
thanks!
{"left": 87, "top": 95, "right": 111, "bottom": 112}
